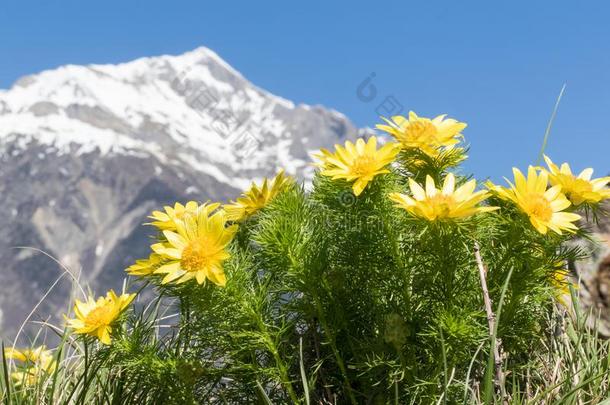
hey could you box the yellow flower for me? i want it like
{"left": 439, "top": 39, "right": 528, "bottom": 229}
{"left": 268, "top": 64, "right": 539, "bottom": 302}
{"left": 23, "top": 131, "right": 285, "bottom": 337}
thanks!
{"left": 126, "top": 253, "right": 163, "bottom": 277}
{"left": 390, "top": 173, "right": 497, "bottom": 221}
{"left": 488, "top": 167, "right": 581, "bottom": 235}
{"left": 149, "top": 201, "right": 220, "bottom": 231}
{"left": 10, "top": 370, "right": 41, "bottom": 387}
{"left": 376, "top": 111, "right": 467, "bottom": 156}
{"left": 152, "top": 208, "right": 238, "bottom": 286}
{"left": 543, "top": 155, "right": 610, "bottom": 206}
{"left": 313, "top": 136, "right": 400, "bottom": 196}
{"left": 224, "top": 170, "right": 294, "bottom": 221}
{"left": 66, "top": 290, "right": 135, "bottom": 345}
{"left": 4, "top": 346, "right": 56, "bottom": 386}
{"left": 551, "top": 269, "right": 575, "bottom": 306}
{"left": 4, "top": 346, "right": 52, "bottom": 365}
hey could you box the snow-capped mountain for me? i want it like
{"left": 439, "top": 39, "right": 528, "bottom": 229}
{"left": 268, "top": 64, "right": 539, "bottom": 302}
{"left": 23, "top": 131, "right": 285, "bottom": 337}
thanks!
{"left": 0, "top": 47, "right": 360, "bottom": 338}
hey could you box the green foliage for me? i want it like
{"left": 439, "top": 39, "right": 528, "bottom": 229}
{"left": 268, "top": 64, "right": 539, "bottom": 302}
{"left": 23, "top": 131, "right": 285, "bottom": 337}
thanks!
{"left": 2, "top": 146, "right": 608, "bottom": 404}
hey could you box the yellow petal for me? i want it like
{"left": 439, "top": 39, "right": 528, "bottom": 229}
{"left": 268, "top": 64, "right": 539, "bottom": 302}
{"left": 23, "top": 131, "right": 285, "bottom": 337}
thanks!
{"left": 442, "top": 173, "right": 455, "bottom": 195}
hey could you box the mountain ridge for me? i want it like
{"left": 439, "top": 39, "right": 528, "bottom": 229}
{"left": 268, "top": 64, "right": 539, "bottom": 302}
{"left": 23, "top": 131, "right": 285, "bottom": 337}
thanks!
{"left": 0, "top": 47, "right": 362, "bottom": 339}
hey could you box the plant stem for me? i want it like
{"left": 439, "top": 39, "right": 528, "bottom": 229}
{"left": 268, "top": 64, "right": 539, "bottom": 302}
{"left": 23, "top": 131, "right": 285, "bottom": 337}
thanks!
{"left": 384, "top": 219, "right": 411, "bottom": 311}
{"left": 310, "top": 318, "right": 333, "bottom": 401}
{"left": 252, "top": 306, "right": 299, "bottom": 404}
{"left": 312, "top": 295, "right": 358, "bottom": 405}
{"left": 474, "top": 242, "right": 507, "bottom": 401}
{"left": 269, "top": 344, "right": 299, "bottom": 404}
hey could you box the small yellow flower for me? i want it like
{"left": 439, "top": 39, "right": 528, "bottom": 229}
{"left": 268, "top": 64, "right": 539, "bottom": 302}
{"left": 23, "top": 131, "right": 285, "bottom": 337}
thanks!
{"left": 543, "top": 155, "right": 610, "bottom": 206}
{"left": 149, "top": 201, "right": 220, "bottom": 231}
{"left": 224, "top": 170, "right": 294, "bottom": 221}
{"left": 376, "top": 111, "right": 466, "bottom": 156}
{"left": 66, "top": 290, "right": 135, "bottom": 345}
{"left": 4, "top": 346, "right": 56, "bottom": 386}
{"left": 10, "top": 370, "right": 40, "bottom": 387}
{"left": 390, "top": 173, "right": 497, "bottom": 221}
{"left": 126, "top": 253, "right": 163, "bottom": 277}
{"left": 551, "top": 269, "right": 574, "bottom": 306}
{"left": 488, "top": 166, "right": 581, "bottom": 235}
{"left": 313, "top": 136, "right": 400, "bottom": 196}
{"left": 152, "top": 208, "right": 238, "bottom": 286}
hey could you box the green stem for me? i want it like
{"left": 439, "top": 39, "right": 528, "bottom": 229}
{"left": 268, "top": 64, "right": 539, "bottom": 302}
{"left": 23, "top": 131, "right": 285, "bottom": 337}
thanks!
{"left": 269, "top": 343, "right": 299, "bottom": 404}
{"left": 182, "top": 299, "right": 191, "bottom": 354}
{"left": 253, "top": 308, "right": 299, "bottom": 404}
{"left": 83, "top": 340, "right": 89, "bottom": 388}
{"left": 313, "top": 295, "right": 358, "bottom": 405}
{"left": 384, "top": 219, "right": 411, "bottom": 311}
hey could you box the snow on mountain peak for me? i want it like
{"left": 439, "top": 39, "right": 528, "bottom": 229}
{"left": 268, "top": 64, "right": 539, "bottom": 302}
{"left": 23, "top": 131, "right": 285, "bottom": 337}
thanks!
{"left": 0, "top": 47, "right": 359, "bottom": 188}
{"left": 0, "top": 48, "right": 362, "bottom": 336}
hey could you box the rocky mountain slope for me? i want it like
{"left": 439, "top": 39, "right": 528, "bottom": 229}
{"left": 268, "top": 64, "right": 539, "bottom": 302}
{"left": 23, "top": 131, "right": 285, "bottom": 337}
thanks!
{"left": 573, "top": 203, "right": 610, "bottom": 335}
{"left": 0, "top": 47, "right": 361, "bottom": 339}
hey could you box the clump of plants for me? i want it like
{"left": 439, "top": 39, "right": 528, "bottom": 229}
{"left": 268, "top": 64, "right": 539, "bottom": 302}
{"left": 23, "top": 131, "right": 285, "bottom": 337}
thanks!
{"left": 3, "top": 111, "right": 610, "bottom": 404}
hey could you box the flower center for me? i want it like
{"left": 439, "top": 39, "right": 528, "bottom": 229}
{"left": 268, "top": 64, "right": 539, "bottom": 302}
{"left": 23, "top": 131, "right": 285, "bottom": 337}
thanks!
{"left": 85, "top": 304, "right": 113, "bottom": 326}
{"left": 406, "top": 120, "right": 437, "bottom": 141}
{"left": 429, "top": 194, "right": 456, "bottom": 217}
{"left": 526, "top": 194, "right": 553, "bottom": 222}
{"left": 350, "top": 155, "right": 377, "bottom": 176}
{"left": 174, "top": 209, "right": 197, "bottom": 222}
{"left": 21, "top": 351, "right": 40, "bottom": 364}
{"left": 566, "top": 177, "right": 593, "bottom": 194}
{"left": 181, "top": 237, "right": 215, "bottom": 272}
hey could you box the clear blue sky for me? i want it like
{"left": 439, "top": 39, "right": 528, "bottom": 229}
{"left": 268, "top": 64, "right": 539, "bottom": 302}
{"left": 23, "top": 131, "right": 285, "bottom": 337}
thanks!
{"left": 1, "top": 1, "right": 609, "bottom": 180}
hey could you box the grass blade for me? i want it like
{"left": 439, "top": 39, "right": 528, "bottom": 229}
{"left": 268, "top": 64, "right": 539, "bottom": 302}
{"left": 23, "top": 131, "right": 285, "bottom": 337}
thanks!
{"left": 299, "top": 338, "right": 310, "bottom": 405}
{"left": 256, "top": 380, "right": 274, "bottom": 405}
{"left": 537, "top": 83, "right": 567, "bottom": 164}
{"left": 1, "top": 342, "right": 11, "bottom": 405}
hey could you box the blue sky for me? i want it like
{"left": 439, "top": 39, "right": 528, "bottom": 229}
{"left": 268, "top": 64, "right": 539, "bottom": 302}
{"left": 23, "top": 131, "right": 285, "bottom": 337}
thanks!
{"left": 1, "top": 1, "right": 609, "bottom": 180}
